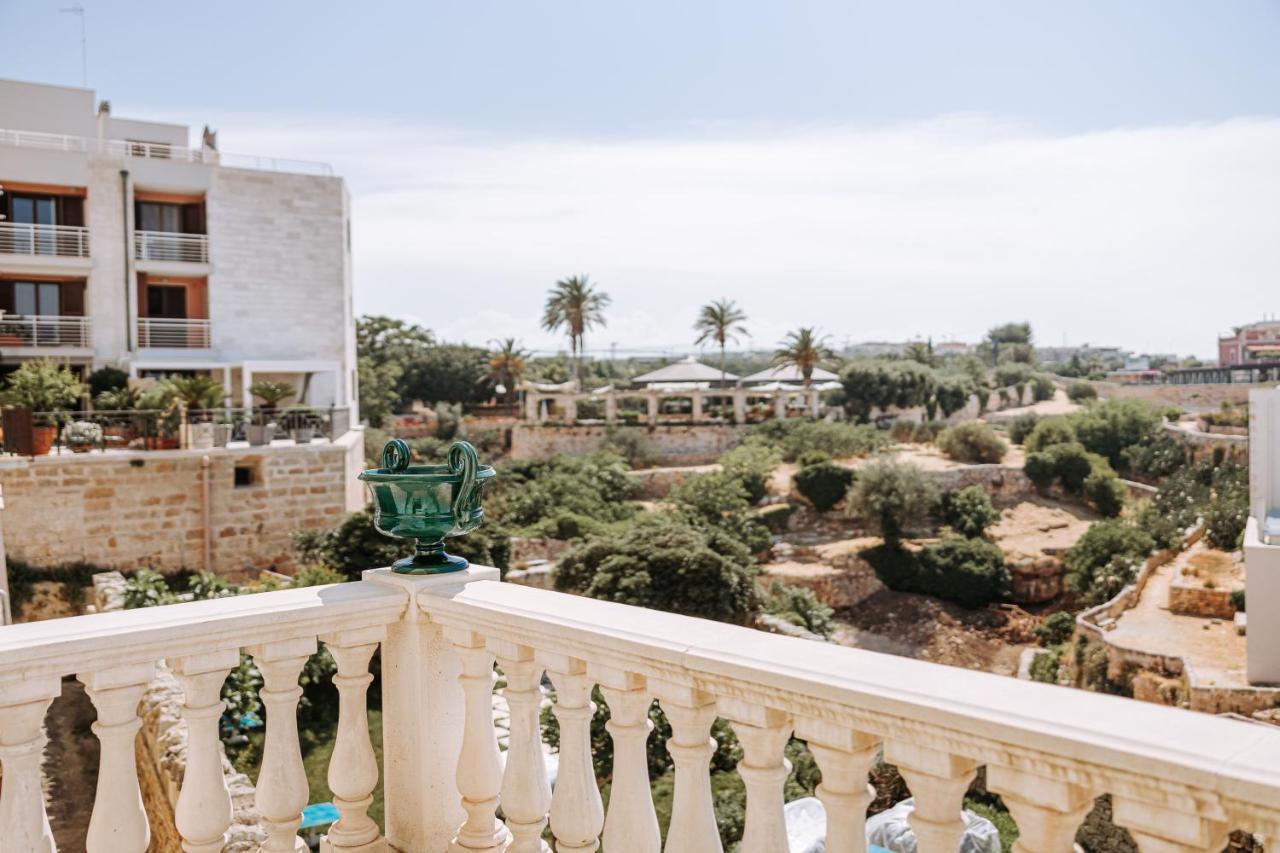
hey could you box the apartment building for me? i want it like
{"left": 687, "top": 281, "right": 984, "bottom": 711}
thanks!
{"left": 1219, "top": 319, "right": 1280, "bottom": 367}
{"left": 0, "top": 79, "right": 357, "bottom": 416}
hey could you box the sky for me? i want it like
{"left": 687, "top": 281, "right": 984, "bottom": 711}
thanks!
{"left": 2, "top": 0, "right": 1279, "bottom": 358}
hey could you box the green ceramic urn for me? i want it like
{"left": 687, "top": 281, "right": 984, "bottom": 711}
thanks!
{"left": 359, "top": 438, "right": 496, "bottom": 574}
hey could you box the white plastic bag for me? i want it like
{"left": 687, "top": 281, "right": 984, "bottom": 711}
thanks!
{"left": 865, "top": 797, "right": 1001, "bottom": 853}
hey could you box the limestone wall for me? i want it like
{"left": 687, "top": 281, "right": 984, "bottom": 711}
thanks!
{"left": 510, "top": 424, "right": 747, "bottom": 465}
{"left": 0, "top": 432, "right": 362, "bottom": 576}
{"left": 1168, "top": 581, "right": 1238, "bottom": 620}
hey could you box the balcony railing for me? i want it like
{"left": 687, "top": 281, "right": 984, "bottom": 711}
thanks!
{"left": 134, "top": 229, "right": 209, "bottom": 263}
{"left": 0, "top": 314, "right": 91, "bottom": 347}
{"left": 1, "top": 567, "right": 1277, "bottom": 853}
{"left": 0, "top": 127, "right": 334, "bottom": 176}
{"left": 137, "top": 317, "right": 211, "bottom": 348}
{"left": 0, "top": 221, "right": 90, "bottom": 258}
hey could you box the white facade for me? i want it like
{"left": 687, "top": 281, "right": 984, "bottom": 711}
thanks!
{"left": 1246, "top": 386, "right": 1280, "bottom": 685}
{"left": 0, "top": 79, "right": 357, "bottom": 415}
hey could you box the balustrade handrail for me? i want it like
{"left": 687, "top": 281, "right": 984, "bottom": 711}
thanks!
{"left": 418, "top": 578, "right": 1280, "bottom": 816}
{"left": 0, "top": 220, "right": 91, "bottom": 258}
{"left": 0, "top": 581, "right": 403, "bottom": 679}
{"left": 0, "top": 313, "right": 92, "bottom": 347}
{"left": 136, "top": 316, "right": 212, "bottom": 348}
{"left": 134, "top": 229, "right": 209, "bottom": 262}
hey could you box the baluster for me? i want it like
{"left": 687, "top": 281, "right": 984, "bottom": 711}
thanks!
{"left": 0, "top": 674, "right": 61, "bottom": 853}
{"left": 79, "top": 662, "right": 156, "bottom": 853}
{"left": 598, "top": 673, "right": 660, "bottom": 853}
{"left": 794, "top": 720, "right": 878, "bottom": 853}
{"left": 319, "top": 627, "right": 387, "bottom": 853}
{"left": 654, "top": 684, "right": 722, "bottom": 853}
{"left": 543, "top": 657, "right": 604, "bottom": 852}
{"left": 249, "top": 637, "right": 316, "bottom": 852}
{"left": 491, "top": 642, "right": 551, "bottom": 853}
{"left": 725, "top": 706, "right": 793, "bottom": 853}
{"left": 446, "top": 628, "right": 511, "bottom": 852}
{"left": 1110, "top": 794, "right": 1230, "bottom": 853}
{"left": 987, "top": 767, "right": 1092, "bottom": 853}
{"left": 171, "top": 650, "right": 239, "bottom": 853}
{"left": 884, "top": 741, "right": 977, "bottom": 853}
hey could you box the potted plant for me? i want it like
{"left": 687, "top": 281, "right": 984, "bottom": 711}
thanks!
{"left": 162, "top": 375, "right": 226, "bottom": 449}
{"left": 94, "top": 385, "right": 139, "bottom": 448}
{"left": 136, "top": 384, "right": 183, "bottom": 450}
{"left": 248, "top": 380, "right": 295, "bottom": 445}
{"left": 285, "top": 405, "right": 318, "bottom": 443}
{"left": 61, "top": 419, "right": 104, "bottom": 452}
{"left": 1, "top": 360, "right": 85, "bottom": 455}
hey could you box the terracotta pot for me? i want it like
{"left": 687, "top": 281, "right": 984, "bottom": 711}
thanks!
{"left": 32, "top": 425, "right": 56, "bottom": 456}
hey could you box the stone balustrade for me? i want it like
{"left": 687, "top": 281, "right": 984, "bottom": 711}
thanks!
{"left": 3, "top": 566, "right": 1280, "bottom": 853}
{"left": 524, "top": 386, "right": 823, "bottom": 426}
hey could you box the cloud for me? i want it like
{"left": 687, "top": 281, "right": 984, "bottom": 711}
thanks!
{"left": 210, "top": 114, "right": 1280, "bottom": 358}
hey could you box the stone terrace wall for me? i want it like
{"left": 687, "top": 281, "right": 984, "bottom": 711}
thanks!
{"left": 0, "top": 432, "right": 362, "bottom": 576}
{"left": 510, "top": 424, "right": 747, "bottom": 465}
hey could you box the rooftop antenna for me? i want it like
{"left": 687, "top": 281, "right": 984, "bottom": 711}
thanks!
{"left": 60, "top": 2, "right": 87, "bottom": 87}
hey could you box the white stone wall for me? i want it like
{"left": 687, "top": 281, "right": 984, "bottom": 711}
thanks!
{"left": 85, "top": 160, "right": 129, "bottom": 359}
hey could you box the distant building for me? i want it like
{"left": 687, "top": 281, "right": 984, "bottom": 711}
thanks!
{"left": 844, "top": 341, "right": 907, "bottom": 358}
{"left": 0, "top": 79, "right": 357, "bottom": 414}
{"left": 934, "top": 341, "right": 973, "bottom": 357}
{"left": 1219, "top": 320, "right": 1280, "bottom": 366}
{"left": 1035, "top": 344, "right": 1128, "bottom": 366}
{"left": 630, "top": 355, "right": 738, "bottom": 389}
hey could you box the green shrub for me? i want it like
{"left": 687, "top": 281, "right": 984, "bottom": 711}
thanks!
{"left": 1030, "top": 374, "right": 1056, "bottom": 402}
{"left": 762, "top": 581, "right": 835, "bottom": 638}
{"left": 498, "top": 452, "right": 638, "bottom": 529}
{"left": 87, "top": 366, "right": 129, "bottom": 398}
{"left": 122, "top": 569, "right": 178, "bottom": 609}
{"left": 793, "top": 462, "right": 855, "bottom": 512}
{"left": 1028, "top": 648, "right": 1062, "bottom": 684}
{"left": 1066, "top": 382, "right": 1098, "bottom": 402}
{"left": 1035, "top": 611, "right": 1076, "bottom": 646}
{"left": 1119, "top": 434, "right": 1187, "bottom": 479}
{"left": 600, "top": 426, "right": 655, "bottom": 466}
{"left": 1024, "top": 451, "right": 1057, "bottom": 490}
{"left": 1048, "top": 443, "right": 1096, "bottom": 493}
{"left": 553, "top": 515, "right": 760, "bottom": 623}
{"left": 1, "top": 359, "right": 84, "bottom": 411}
{"left": 755, "top": 503, "right": 795, "bottom": 534}
{"left": 1083, "top": 470, "right": 1127, "bottom": 518}
{"left": 1204, "top": 479, "right": 1248, "bottom": 550}
{"left": 937, "top": 421, "right": 1007, "bottom": 464}
{"left": 291, "top": 565, "right": 346, "bottom": 587}
{"left": 912, "top": 419, "right": 948, "bottom": 443}
{"left": 1008, "top": 413, "right": 1041, "bottom": 445}
{"left": 1231, "top": 589, "right": 1246, "bottom": 612}
{"left": 187, "top": 571, "right": 237, "bottom": 600}
{"left": 1024, "top": 418, "right": 1077, "bottom": 453}
{"left": 914, "top": 536, "right": 1011, "bottom": 607}
{"left": 779, "top": 420, "right": 887, "bottom": 461}
{"left": 941, "top": 485, "right": 999, "bottom": 538}
{"left": 847, "top": 460, "right": 938, "bottom": 545}
{"left": 719, "top": 443, "right": 781, "bottom": 504}
{"left": 1068, "top": 399, "right": 1163, "bottom": 468}
{"left": 1065, "top": 521, "right": 1154, "bottom": 606}
{"left": 668, "top": 470, "right": 773, "bottom": 554}
{"left": 795, "top": 449, "right": 832, "bottom": 468}
{"left": 889, "top": 419, "right": 917, "bottom": 442}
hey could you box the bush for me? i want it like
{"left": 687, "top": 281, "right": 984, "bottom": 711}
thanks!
{"left": 762, "top": 581, "right": 835, "bottom": 638}
{"left": 553, "top": 515, "right": 760, "bottom": 623}
{"left": 915, "top": 536, "right": 1011, "bottom": 607}
{"left": 1030, "top": 374, "right": 1056, "bottom": 402}
{"left": 890, "top": 419, "right": 916, "bottom": 442}
{"left": 1043, "top": 442, "right": 1095, "bottom": 493}
{"left": 779, "top": 421, "right": 886, "bottom": 461}
{"left": 1, "top": 360, "right": 85, "bottom": 411}
{"left": 937, "top": 421, "right": 1007, "bottom": 464}
{"left": 498, "top": 452, "right": 637, "bottom": 529}
{"left": 866, "top": 537, "right": 1010, "bottom": 608}
{"left": 1008, "top": 413, "right": 1041, "bottom": 445}
{"left": 847, "top": 460, "right": 938, "bottom": 545}
{"left": 1204, "top": 486, "right": 1248, "bottom": 550}
{"left": 1068, "top": 399, "right": 1163, "bottom": 468}
{"left": 941, "top": 485, "right": 999, "bottom": 538}
{"left": 911, "top": 420, "right": 948, "bottom": 443}
{"left": 1083, "top": 470, "right": 1127, "bottom": 518}
{"left": 719, "top": 443, "right": 781, "bottom": 504}
{"left": 87, "top": 366, "right": 129, "bottom": 398}
{"left": 1120, "top": 434, "right": 1188, "bottom": 479}
{"left": 122, "top": 568, "right": 178, "bottom": 609}
{"left": 1066, "top": 382, "right": 1097, "bottom": 402}
{"left": 668, "top": 470, "right": 772, "bottom": 555}
{"left": 1024, "top": 451, "right": 1057, "bottom": 490}
{"left": 1029, "top": 648, "right": 1062, "bottom": 684}
{"left": 793, "top": 462, "right": 855, "bottom": 512}
{"left": 1035, "top": 611, "right": 1076, "bottom": 646}
{"left": 1024, "top": 418, "right": 1077, "bottom": 453}
{"left": 1065, "top": 521, "right": 1155, "bottom": 606}
{"left": 795, "top": 449, "right": 832, "bottom": 468}
{"left": 755, "top": 503, "right": 795, "bottom": 534}
{"left": 600, "top": 426, "right": 654, "bottom": 467}
{"left": 1231, "top": 589, "right": 1246, "bottom": 612}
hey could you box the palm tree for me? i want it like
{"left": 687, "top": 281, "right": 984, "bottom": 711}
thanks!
{"left": 693, "top": 299, "right": 748, "bottom": 388}
{"left": 541, "top": 275, "right": 611, "bottom": 386}
{"left": 773, "top": 327, "right": 835, "bottom": 389}
{"left": 489, "top": 338, "right": 529, "bottom": 415}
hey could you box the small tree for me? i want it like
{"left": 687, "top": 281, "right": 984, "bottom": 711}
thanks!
{"left": 847, "top": 460, "right": 938, "bottom": 546}
{"left": 1066, "top": 382, "right": 1098, "bottom": 402}
{"left": 793, "top": 462, "right": 856, "bottom": 513}
{"left": 1024, "top": 418, "right": 1077, "bottom": 453}
{"left": 162, "top": 374, "right": 226, "bottom": 409}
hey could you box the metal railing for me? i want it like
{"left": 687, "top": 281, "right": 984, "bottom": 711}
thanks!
{"left": 0, "top": 221, "right": 90, "bottom": 258}
{"left": 0, "top": 314, "right": 91, "bottom": 347}
{"left": 136, "top": 317, "right": 211, "bottom": 348}
{"left": 0, "top": 127, "right": 334, "bottom": 176}
{"left": 134, "top": 230, "right": 209, "bottom": 263}
{"left": 0, "top": 405, "right": 353, "bottom": 455}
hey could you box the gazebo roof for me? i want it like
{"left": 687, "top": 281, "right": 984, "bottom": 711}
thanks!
{"left": 632, "top": 356, "right": 738, "bottom": 384}
{"left": 741, "top": 364, "right": 840, "bottom": 384}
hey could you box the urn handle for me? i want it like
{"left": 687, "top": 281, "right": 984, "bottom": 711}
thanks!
{"left": 381, "top": 438, "right": 411, "bottom": 473}
{"left": 448, "top": 440, "right": 481, "bottom": 526}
